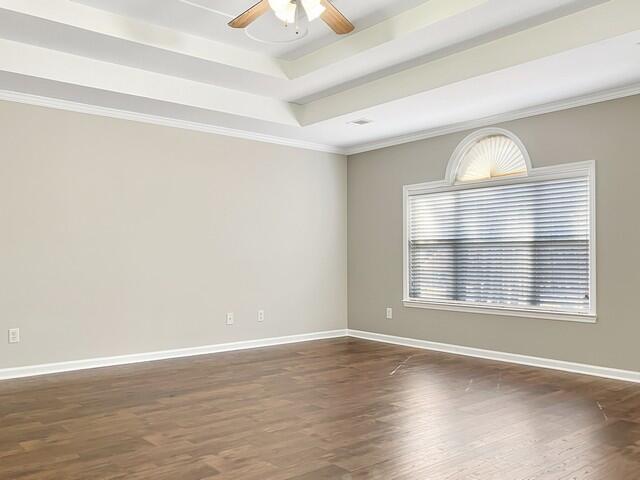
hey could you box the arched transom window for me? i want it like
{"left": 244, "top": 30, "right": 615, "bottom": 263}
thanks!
{"left": 446, "top": 128, "right": 532, "bottom": 184}
{"left": 456, "top": 135, "right": 527, "bottom": 182}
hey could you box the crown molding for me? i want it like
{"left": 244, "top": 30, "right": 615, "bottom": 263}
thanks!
{"left": 2, "top": 82, "right": 639, "bottom": 158}
{"left": 0, "top": 90, "right": 346, "bottom": 155}
{"left": 344, "top": 83, "right": 640, "bottom": 155}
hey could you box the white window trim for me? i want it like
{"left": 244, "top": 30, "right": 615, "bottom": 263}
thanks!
{"left": 403, "top": 135, "right": 597, "bottom": 323}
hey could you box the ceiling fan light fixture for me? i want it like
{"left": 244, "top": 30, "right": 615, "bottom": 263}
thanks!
{"left": 268, "top": 0, "right": 290, "bottom": 11}
{"left": 228, "top": 0, "right": 353, "bottom": 34}
{"left": 301, "top": 0, "right": 326, "bottom": 21}
{"left": 273, "top": 1, "right": 297, "bottom": 24}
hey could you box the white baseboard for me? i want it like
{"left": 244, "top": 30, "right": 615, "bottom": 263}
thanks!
{"left": 347, "top": 329, "right": 640, "bottom": 384}
{"left": 3, "top": 328, "right": 638, "bottom": 384}
{"left": 0, "top": 329, "right": 348, "bottom": 381}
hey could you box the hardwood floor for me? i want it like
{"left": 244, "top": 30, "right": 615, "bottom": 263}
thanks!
{"left": 1, "top": 337, "right": 640, "bottom": 479}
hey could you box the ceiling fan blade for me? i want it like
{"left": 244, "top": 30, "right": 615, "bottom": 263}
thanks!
{"left": 319, "top": 0, "right": 354, "bottom": 34}
{"left": 228, "top": 0, "right": 270, "bottom": 28}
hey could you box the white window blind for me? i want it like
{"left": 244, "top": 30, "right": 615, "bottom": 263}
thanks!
{"left": 407, "top": 175, "right": 592, "bottom": 315}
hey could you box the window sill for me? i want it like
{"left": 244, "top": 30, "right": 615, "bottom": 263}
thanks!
{"left": 402, "top": 299, "right": 597, "bottom": 324}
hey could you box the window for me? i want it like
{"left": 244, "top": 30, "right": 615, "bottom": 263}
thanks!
{"left": 403, "top": 128, "right": 596, "bottom": 322}
{"left": 455, "top": 134, "right": 527, "bottom": 182}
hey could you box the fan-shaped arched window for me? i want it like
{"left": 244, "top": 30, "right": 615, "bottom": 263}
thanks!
{"left": 404, "top": 128, "right": 595, "bottom": 322}
{"left": 446, "top": 128, "right": 531, "bottom": 184}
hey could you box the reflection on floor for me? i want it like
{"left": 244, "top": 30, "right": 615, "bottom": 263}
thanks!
{"left": 1, "top": 337, "right": 640, "bottom": 479}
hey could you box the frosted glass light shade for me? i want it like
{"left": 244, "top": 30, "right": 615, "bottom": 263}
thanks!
{"left": 268, "top": 0, "right": 290, "bottom": 10}
{"left": 274, "top": 1, "right": 296, "bottom": 23}
{"left": 456, "top": 135, "right": 527, "bottom": 183}
{"left": 302, "top": 0, "right": 325, "bottom": 20}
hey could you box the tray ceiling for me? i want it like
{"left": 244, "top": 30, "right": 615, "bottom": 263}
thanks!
{"left": 0, "top": 0, "right": 638, "bottom": 153}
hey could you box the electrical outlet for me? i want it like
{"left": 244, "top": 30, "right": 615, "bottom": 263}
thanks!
{"left": 257, "top": 310, "right": 265, "bottom": 322}
{"left": 226, "top": 312, "right": 234, "bottom": 325}
{"left": 386, "top": 307, "right": 393, "bottom": 320}
{"left": 8, "top": 328, "right": 20, "bottom": 344}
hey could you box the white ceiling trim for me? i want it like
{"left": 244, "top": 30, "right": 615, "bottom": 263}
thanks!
{"left": 0, "top": 89, "right": 345, "bottom": 155}
{"left": 0, "top": 0, "right": 285, "bottom": 78}
{"left": 282, "top": 0, "right": 486, "bottom": 78}
{"left": 1, "top": 0, "right": 488, "bottom": 82}
{"left": 2, "top": 83, "right": 638, "bottom": 158}
{"left": 344, "top": 83, "right": 640, "bottom": 155}
{"left": 0, "top": 38, "right": 299, "bottom": 126}
{"left": 300, "top": 0, "right": 640, "bottom": 125}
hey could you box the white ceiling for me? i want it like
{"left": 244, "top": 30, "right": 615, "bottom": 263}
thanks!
{"left": 71, "top": 0, "right": 429, "bottom": 60}
{"left": 0, "top": 0, "right": 638, "bottom": 154}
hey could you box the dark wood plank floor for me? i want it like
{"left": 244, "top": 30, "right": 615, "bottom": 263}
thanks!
{"left": 1, "top": 338, "right": 640, "bottom": 479}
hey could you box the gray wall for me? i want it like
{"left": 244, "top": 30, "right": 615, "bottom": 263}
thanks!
{"left": 3, "top": 95, "right": 639, "bottom": 373}
{"left": 348, "top": 95, "right": 640, "bottom": 372}
{"left": 0, "top": 100, "right": 347, "bottom": 369}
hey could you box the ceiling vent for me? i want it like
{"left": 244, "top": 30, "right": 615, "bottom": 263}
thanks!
{"left": 348, "top": 118, "right": 373, "bottom": 126}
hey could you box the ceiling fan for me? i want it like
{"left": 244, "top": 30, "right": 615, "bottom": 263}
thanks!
{"left": 228, "top": 0, "right": 354, "bottom": 35}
